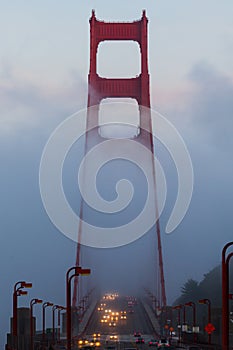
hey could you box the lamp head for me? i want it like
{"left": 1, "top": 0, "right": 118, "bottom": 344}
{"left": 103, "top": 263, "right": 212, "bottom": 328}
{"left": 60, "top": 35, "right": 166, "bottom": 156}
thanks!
{"left": 22, "top": 282, "right": 32, "bottom": 288}
{"left": 18, "top": 290, "right": 28, "bottom": 296}
{"left": 185, "top": 301, "right": 193, "bottom": 306}
{"left": 35, "top": 299, "right": 43, "bottom": 304}
{"left": 59, "top": 306, "right": 66, "bottom": 310}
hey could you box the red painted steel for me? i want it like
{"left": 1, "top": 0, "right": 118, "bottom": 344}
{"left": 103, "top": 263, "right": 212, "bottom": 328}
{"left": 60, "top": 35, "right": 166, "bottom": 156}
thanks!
{"left": 73, "top": 10, "right": 167, "bottom": 308}
{"left": 88, "top": 10, "right": 150, "bottom": 109}
{"left": 222, "top": 242, "right": 233, "bottom": 350}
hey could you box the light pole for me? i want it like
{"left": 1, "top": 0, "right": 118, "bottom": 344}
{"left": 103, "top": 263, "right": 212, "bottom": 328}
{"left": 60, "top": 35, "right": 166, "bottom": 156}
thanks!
{"left": 182, "top": 303, "right": 188, "bottom": 344}
{"left": 30, "top": 298, "right": 43, "bottom": 350}
{"left": 149, "top": 294, "right": 157, "bottom": 312}
{"left": 52, "top": 305, "right": 65, "bottom": 344}
{"left": 13, "top": 281, "right": 32, "bottom": 349}
{"left": 81, "top": 298, "right": 85, "bottom": 314}
{"left": 66, "top": 266, "right": 91, "bottom": 350}
{"left": 172, "top": 305, "right": 182, "bottom": 343}
{"left": 85, "top": 294, "right": 89, "bottom": 310}
{"left": 185, "top": 301, "right": 197, "bottom": 343}
{"left": 199, "top": 298, "right": 211, "bottom": 345}
{"left": 42, "top": 302, "right": 53, "bottom": 349}
{"left": 58, "top": 307, "right": 66, "bottom": 344}
{"left": 52, "top": 305, "right": 59, "bottom": 344}
{"left": 222, "top": 242, "right": 233, "bottom": 350}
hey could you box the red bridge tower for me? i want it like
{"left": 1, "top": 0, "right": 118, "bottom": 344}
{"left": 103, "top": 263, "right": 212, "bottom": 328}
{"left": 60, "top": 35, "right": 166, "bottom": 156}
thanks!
{"left": 73, "top": 10, "right": 167, "bottom": 309}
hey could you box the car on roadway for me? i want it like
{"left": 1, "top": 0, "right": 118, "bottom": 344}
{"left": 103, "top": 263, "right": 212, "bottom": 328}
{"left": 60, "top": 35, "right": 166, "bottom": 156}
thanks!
{"left": 78, "top": 339, "right": 89, "bottom": 348}
{"left": 134, "top": 331, "right": 141, "bottom": 337}
{"left": 101, "top": 318, "right": 108, "bottom": 323}
{"left": 148, "top": 339, "right": 159, "bottom": 347}
{"left": 93, "top": 333, "right": 101, "bottom": 338}
{"left": 136, "top": 337, "right": 145, "bottom": 344}
{"left": 89, "top": 340, "right": 101, "bottom": 347}
{"left": 111, "top": 316, "right": 118, "bottom": 322}
{"left": 109, "top": 335, "right": 118, "bottom": 341}
{"left": 158, "top": 338, "right": 170, "bottom": 348}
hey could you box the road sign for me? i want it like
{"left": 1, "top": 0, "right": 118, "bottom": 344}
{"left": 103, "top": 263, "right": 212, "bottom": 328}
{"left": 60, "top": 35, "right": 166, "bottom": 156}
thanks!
{"left": 204, "top": 323, "right": 215, "bottom": 334}
{"left": 193, "top": 326, "right": 199, "bottom": 333}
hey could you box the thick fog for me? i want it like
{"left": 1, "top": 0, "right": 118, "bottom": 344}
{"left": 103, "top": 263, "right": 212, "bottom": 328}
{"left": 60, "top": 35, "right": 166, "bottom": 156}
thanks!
{"left": 1, "top": 1, "right": 233, "bottom": 349}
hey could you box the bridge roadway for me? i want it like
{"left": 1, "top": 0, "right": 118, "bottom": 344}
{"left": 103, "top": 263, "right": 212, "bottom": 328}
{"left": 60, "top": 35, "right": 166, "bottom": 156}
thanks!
{"left": 82, "top": 295, "right": 158, "bottom": 350}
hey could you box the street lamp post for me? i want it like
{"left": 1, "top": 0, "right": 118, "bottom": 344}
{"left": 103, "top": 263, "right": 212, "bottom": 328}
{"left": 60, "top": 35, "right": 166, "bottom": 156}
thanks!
{"left": 151, "top": 296, "right": 157, "bottom": 312}
{"left": 85, "top": 295, "right": 89, "bottom": 310}
{"left": 172, "top": 305, "right": 182, "bottom": 343}
{"left": 182, "top": 303, "right": 188, "bottom": 344}
{"left": 52, "top": 305, "right": 65, "bottom": 344}
{"left": 199, "top": 298, "right": 211, "bottom": 345}
{"left": 42, "top": 302, "right": 53, "bottom": 349}
{"left": 183, "top": 303, "right": 186, "bottom": 327}
{"left": 58, "top": 307, "right": 66, "bottom": 344}
{"left": 222, "top": 241, "right": 233, "bottom": 350}
{"left": 30, "top": 298, "right": 43, "bottom": 350}
{"left": 13, "top": 281, "right": 32, "bottom": 349}
{"left": 82, "top": 298, "right": 85, "bottom": 313}
{"left": 185, "top": 301, "right": 197, "bottom": 343}
{"left": 66, "top": 266, "right": 91, "bottom": 350}
{"left": 52, "top": 305, "right": 59, "bottom": 344}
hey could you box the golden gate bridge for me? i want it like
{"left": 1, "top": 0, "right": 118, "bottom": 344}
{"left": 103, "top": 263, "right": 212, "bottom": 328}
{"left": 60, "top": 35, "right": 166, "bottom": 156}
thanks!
{"left": 72, "top": 9, "right": 166, "bottom": 313}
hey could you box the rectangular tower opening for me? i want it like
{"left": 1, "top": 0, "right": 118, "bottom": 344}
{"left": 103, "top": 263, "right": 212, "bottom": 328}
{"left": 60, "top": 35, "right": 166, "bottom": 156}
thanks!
{"left": 97, "top": 41, "right": 141, "bottom": 78}
{"left": 98, "top": 98, "right": 140, "bottom": 139}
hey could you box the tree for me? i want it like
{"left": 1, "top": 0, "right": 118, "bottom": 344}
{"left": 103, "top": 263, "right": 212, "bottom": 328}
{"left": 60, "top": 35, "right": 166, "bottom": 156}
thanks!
{"left": 181, "top": 278, "right": 199, "bottom": 298}
{"left": 174, "top": 278, "right": 200, "bottom": 306}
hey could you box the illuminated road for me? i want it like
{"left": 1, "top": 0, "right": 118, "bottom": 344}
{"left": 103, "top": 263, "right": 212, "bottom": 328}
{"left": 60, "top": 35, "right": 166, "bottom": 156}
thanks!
{"left": 82, "top": 294, "right": 158, "bottom": 350}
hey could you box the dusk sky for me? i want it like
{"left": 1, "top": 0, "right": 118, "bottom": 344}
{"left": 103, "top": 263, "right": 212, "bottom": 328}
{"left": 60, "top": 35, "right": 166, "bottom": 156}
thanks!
{"left": 1, "top": 1, "right": 233, "bottom": 348}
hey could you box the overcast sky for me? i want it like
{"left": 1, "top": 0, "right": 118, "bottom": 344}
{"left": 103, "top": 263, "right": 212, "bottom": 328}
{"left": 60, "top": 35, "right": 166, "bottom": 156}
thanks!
{"left": 1, "top": 0, "right": 233, "bottom": 347}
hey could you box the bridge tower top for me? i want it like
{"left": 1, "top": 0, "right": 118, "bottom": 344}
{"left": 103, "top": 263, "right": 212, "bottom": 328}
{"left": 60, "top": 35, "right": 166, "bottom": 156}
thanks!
{"left": 88, "top": 10, "right": 150, "bottom": 108}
